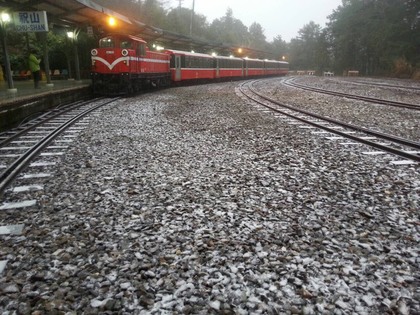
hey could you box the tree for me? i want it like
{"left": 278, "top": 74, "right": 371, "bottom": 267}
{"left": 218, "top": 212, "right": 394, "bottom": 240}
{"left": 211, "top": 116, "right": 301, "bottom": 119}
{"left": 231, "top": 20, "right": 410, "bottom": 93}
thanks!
{"left": 139, "top": 0, "right": 167, "bottom": 27}
{"left": 270, "top": 35, "right": 288, "bottom": 61}
{"left": 247, "top": 22, "right": 268, "bottom": 52}
{"left": 289, "top": 21, "right": 322, "bottom": 70}
{"left": 208, "top": 8, "right": 248, "bottom": 46}
{"left": 164, "top": 7, "right": 210, "bottom": 41}
{"left": 327, "top": 0, "right": 420, "bottom": 76}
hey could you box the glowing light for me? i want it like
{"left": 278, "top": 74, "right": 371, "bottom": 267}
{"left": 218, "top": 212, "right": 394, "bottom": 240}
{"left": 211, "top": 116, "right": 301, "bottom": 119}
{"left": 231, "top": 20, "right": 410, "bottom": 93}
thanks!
{"left": 238, "top": 48, "right": 243, "bottom": 54}
{"left": 211, "top": 52, "right": 217, "bottom": 57}
{"left": 108, "top": 16, "right": 116, "bottom": 27}
{"left": 1, "top": 12, "right": 10, "bottom": 23}
{"left": 282, "top": 56, "right": 286, "bottom": 60}
{"left": 191, "top": 50, "right": 195, "bottom": 53}
{"left": 67, "top": 31, "right": 74, "bottom": 39}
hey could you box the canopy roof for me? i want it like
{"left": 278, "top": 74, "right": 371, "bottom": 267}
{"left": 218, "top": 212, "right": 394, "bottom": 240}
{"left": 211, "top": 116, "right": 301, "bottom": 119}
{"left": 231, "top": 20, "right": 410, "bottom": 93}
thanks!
{"left": 1, "top": 0, "right": 274, "bottom": 57}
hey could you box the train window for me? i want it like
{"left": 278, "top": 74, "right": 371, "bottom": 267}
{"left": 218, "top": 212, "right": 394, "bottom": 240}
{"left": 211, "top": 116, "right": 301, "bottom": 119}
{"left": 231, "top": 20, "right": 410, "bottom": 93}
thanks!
{"left": 99, "top": 37, "right": 115, "bottom": 48}
{"left": 139, "top": 44, "right": 146, "bottom": 56}
{"left": 188, "top": 56, "right": 195, "bottom": 68}
{"left": 121, "top": 41, "right": 132, "bottom": 49}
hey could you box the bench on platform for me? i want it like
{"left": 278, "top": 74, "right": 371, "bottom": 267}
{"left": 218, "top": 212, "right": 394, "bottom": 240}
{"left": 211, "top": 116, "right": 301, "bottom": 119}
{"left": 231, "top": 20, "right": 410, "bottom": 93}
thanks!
{"left": 12, "top": 70, "right": 31, "bottom": 80}
{"left": 347, "top": 70, "right": 359, "bottom": 76}
{"left": 50, "top": 69, "right": 69, "bottom": 80}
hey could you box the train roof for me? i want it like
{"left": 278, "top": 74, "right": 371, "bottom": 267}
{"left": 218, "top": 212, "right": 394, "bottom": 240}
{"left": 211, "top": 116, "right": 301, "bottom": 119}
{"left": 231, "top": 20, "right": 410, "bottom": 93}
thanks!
{"left": 244, "top": 58, "right": 265, "bottom": 62}
{"left": 164, "top": 49, "right": 215, "bottom": 58}
{"left": 100, "top": 33, "right": 147, "bottom": 44}
{"left": 216, "top": 55, "right": 243, "bottom": 61}
{"left": 264, "top": 59, "right": 289, "bottom": 64}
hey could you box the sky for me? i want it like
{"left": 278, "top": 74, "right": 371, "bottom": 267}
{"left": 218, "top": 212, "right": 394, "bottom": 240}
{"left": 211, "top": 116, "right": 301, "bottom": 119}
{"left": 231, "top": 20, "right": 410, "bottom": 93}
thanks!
{"left": 166, "top": 0, "right": 343, "bottom": 42}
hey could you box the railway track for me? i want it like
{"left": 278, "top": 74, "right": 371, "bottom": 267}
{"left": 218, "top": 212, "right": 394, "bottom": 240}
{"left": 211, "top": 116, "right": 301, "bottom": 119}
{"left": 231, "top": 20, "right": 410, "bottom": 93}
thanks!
{"left": 0, "top": 97, "right": 120, "bottom": 274}
{"left": 283, "top": 78, "right": 420, "bottom": 111}
{"left": 333, "top": 78, "right": 420, "bottom": 92}
{"left": 0, "top": 97, "right": 119, "bottom": 197}
{"left": 239, "top": 80, "right": 420, "bottom": 164}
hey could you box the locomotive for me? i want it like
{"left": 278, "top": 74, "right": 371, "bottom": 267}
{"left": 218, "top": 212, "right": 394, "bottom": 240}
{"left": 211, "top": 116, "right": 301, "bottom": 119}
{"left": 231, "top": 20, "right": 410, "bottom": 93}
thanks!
{"left": 91, "top": 33, "right": 289, "bottom": 95}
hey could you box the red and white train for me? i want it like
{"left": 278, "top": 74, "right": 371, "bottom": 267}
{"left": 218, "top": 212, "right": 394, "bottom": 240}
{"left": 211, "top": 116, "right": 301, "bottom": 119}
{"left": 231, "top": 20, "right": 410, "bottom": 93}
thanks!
{"left": 91, "top": 34, "right": 289, "bottom": 95}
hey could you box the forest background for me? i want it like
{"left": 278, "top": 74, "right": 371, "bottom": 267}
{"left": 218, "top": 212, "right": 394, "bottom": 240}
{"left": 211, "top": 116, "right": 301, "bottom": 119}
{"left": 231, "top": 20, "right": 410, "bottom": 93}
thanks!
{"left": 2, "top": 0, "right": 420, "bottom": 79}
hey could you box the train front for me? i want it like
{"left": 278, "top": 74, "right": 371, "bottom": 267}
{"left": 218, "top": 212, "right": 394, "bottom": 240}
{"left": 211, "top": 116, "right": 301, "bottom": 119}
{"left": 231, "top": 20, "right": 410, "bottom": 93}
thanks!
{"left": 91, "top": 35, "right": 134, "bottom": 95}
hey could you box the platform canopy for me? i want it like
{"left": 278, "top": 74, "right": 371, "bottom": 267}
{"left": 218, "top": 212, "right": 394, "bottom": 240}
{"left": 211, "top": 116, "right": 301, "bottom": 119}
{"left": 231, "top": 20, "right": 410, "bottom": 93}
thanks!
{"left": 0, "top": 0, "right": 272, "bottom": 57}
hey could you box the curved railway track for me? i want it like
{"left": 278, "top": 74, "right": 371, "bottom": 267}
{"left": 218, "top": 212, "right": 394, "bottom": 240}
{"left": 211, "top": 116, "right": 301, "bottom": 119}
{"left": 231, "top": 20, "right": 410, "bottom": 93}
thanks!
{"left": 283, "top": 78, "right": 420, "bottom": 111}
{"left": 0, "top": 97, "right": 120, "bottom": 274}
{"left": 0, "top": 97, "right": 120, "bottom": 196}
{"left": 240, "top": 80, "right": 420, "bottom": 163}
{"left": 333, "top": 78, "right": 420, "bottom": 92}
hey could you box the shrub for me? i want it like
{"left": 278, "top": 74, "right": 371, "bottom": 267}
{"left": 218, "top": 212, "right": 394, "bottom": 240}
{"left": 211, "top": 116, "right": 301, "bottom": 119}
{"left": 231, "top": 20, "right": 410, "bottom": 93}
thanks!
{"left": 393, "top": 58, "right": 413, "bottom": 78}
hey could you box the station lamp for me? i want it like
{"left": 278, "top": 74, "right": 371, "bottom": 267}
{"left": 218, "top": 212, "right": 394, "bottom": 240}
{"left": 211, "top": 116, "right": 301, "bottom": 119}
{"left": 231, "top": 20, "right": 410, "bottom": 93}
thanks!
{"left": 0, "top": 11, "right": 16, "bottom": 92}
{"left": 108, "top": 16, "right": 117, "bottom": 27}
{"left": 66, "top": 29, "right": 81, "bottom": 82}
{"left": 152, "top": 44, "right": 164, "bottom": 51}
{"left": 1, "top": 12, "right": 10, "bottom": 23}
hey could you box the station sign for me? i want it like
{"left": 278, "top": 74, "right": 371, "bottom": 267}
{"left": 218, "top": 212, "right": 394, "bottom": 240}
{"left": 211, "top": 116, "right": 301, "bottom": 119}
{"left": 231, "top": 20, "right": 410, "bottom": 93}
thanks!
{"left": 12, "top": 11, "right": 49, "bottom": 32}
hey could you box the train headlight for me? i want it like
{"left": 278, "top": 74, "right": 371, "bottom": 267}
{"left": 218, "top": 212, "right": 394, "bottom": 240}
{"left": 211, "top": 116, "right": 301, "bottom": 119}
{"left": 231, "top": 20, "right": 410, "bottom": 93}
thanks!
{"left": 91, "top": 49, "right": 98, "bottom": 56}
{"left": 122, "top": 49, "right": 128, "bottom": 56}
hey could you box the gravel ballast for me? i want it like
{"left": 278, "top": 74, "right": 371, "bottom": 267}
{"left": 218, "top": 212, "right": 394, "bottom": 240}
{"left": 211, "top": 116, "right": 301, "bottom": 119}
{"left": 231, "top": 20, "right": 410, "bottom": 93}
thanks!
{"left": 1, "top": 78, "right": 419, "bottom": 314}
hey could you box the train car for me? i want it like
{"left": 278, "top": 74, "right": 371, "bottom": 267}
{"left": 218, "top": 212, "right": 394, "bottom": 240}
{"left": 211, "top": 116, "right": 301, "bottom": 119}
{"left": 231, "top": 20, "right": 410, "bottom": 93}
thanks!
{"left": 91, "top": 34, "right": 170, "bottom": 95}
{"left": 264, "top": 60, "right": 289, "bottom": 76}
{"left": 244, "top": 58, "right": 265, "bottom": 77}
{"left": 277, "top": 61, "right": 289, "bottom": 76}
{"left": 165, "top": 49, "right": 215, "bottom": 82}
{"left": 91, "top": 34, "right": 288, "bottom": 95}
{"left": 215, "top": 55, "right": 244, "bottom": 79}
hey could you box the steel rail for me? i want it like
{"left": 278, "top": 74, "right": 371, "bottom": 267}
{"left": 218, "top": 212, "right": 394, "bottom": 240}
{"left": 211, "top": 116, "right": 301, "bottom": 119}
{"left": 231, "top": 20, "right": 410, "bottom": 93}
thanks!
{"left": 0, "top": 98, "right": 119, "bottom": 196}
{"left": 0, "top": 98, "right": 100, "bottom": 148}
{"left": 333, "top": 78, "right": 420, "bottom": 92}
{"left": 283, "top": 78, "right": 420, "bottom": 111}
{"left": 240, "top": 81, "right": 420, "bottom": 162}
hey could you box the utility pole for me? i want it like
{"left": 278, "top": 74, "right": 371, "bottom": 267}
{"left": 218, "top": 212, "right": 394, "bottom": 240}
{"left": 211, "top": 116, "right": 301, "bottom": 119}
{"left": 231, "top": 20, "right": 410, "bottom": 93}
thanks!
{"left": 189, "top": 0, "right": 195, "bottom": 37}
{"left": 178, "top": 0, "right": 183, "bottom": 8}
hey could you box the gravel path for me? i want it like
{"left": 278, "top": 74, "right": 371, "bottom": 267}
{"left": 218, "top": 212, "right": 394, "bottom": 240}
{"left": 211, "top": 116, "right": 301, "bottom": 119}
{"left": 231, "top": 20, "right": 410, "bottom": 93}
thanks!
{"left": 1, "top": 79, "right": 419, "bottom": 314}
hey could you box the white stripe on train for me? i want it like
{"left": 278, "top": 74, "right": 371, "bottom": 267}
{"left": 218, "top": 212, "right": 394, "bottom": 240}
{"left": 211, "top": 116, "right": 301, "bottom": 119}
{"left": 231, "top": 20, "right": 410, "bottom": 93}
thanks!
{"left": 93, "top": 56, "right": 169, "bottom": 70}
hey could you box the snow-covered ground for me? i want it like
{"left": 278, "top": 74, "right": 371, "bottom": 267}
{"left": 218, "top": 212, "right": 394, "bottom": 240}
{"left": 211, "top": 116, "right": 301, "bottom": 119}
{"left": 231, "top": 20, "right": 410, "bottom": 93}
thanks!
{"left": 1, "top": 78, "right": 418, "bottom": 314}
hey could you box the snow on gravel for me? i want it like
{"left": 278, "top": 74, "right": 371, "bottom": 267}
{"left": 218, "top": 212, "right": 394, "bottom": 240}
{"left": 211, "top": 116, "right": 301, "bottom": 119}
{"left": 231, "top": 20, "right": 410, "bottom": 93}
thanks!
{"left": 0, "top": 79, "right": 419, "bottom": 314}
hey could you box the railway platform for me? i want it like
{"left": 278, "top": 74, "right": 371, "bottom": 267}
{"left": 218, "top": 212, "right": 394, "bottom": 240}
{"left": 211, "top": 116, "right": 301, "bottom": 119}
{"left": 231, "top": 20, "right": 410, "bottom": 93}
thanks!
{"left": 0, "top": 79, "right": 91, "bottom": 105}
{"left": 0, "top": 79, "right": 92, "bottom": 132}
